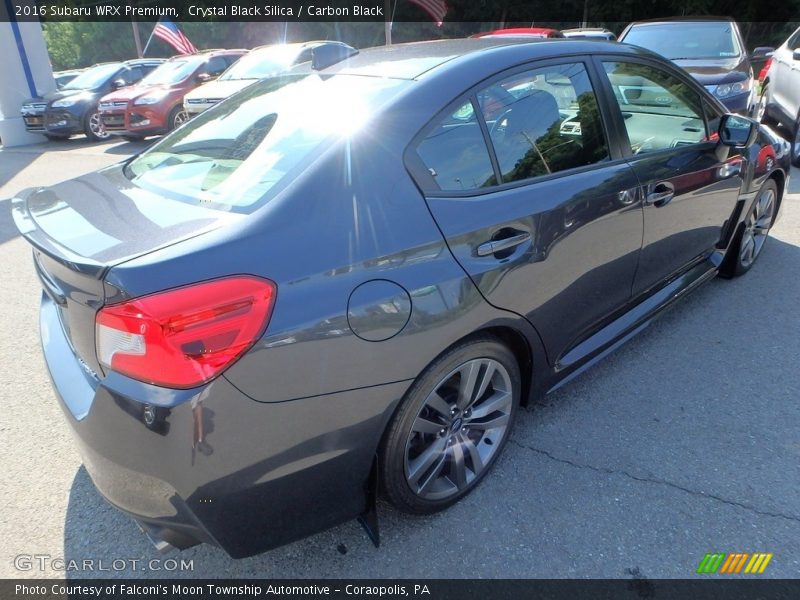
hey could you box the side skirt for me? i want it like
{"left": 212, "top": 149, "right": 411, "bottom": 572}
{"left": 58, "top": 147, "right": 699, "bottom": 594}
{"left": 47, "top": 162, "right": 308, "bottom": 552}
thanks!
{"left": 548, "top": 259, "right": 719, "bottom": 394}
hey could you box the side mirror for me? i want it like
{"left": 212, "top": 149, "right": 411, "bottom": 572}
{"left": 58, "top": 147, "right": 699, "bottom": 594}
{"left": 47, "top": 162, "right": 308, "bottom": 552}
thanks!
{"left": 793, "top": 49, "right": 800, "bottom": 61}
{"left": 111, "top": 78, "right": 127, "bottom": 90}
{"left": 718, "top": 114, "right": 757, "bottom": 148}
{"left": 751, "top": 46, "right": 775, "bottom": 59}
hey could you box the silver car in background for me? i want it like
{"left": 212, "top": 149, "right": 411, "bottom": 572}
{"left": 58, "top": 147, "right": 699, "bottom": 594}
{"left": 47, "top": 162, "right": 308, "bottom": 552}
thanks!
{"left": 757, "top": 26, "right": 800, "bottom": 166}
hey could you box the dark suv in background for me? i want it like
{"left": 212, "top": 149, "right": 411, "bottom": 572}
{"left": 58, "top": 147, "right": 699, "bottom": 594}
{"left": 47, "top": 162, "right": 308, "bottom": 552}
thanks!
{"left": 20, "top": 59, "right": 164, "bottom": 141}
{"left": 619, "top": 18, "right": 767, "bottom": 115}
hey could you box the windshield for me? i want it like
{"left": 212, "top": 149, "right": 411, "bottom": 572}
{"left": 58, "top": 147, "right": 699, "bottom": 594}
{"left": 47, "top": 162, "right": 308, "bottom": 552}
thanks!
{"left": 63, "top": 64, "right": 121, "bottom": 90}
{"left": 124, "top": 74, "right": 409, "bottom": 212}
{"left": 623, "top": 22, "right": 741, "bottom": 59}
{"left": 220, "top": 47, "right": 302, "bottom": 81}
{"left": 140, "top": 58, "right": 202, "bottom": 86}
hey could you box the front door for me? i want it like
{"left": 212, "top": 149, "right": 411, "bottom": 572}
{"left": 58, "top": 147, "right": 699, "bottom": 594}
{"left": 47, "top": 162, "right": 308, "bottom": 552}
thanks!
{"left": 408, "top": 60, "right": 643, "bottom": 365}
{"left": 599, "top": 59, "right": 745, "bottom": 296}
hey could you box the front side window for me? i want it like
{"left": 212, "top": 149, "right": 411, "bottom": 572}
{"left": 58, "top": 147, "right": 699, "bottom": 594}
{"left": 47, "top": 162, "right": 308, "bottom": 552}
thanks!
{"left": 478, "top": 62, "right": 609, "bottom": 183}
{"left": 603, "top": 61, "right": 708, "bottom": 154}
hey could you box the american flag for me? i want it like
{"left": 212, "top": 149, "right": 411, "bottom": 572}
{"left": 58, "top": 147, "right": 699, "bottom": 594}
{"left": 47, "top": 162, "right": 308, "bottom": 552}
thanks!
{"left": 152, "top": 20, "right": 197, "bottom": 55}
{"left": 408, "top": 0, "right": 447, "bottom": 26}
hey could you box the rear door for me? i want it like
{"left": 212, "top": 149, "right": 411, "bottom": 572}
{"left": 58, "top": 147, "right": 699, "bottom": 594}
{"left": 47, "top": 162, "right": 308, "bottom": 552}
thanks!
{"left": 596, "top": 58, "right": 744, "bottom": 296}
{"left": 408, "top": 59, "right": 643, "bottom": 366}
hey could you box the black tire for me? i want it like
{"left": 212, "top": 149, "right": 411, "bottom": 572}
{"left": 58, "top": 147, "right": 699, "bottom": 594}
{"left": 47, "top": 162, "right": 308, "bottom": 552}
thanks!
{"left": 83, "top": 110, "right": 109, "bottom": 142}
{"left": 168, "top": 105, "right": 189, "bottom": 131}
{"left": 792, "top": 114, "right": 800, "bottom": 168}
{"left": 379, "top": 336, "right": 521, "bottom": 515}
{"left": 723, "top": 179, "right": 778, "bottom": 277}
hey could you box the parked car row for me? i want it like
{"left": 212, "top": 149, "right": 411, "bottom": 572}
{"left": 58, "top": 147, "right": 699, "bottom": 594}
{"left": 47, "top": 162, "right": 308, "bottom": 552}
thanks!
{"left": 21, "top": 59, "right": 164, "bottom": 141}
{"left": 98, "top": 49, "right": 246, "bottom": 140}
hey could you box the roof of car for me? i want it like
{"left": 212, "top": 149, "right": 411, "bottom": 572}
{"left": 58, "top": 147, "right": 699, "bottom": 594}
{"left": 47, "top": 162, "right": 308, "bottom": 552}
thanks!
{"left": 314, "top": 38, "right": 635, "bottom": 80}
{"left": 627, "top": 16, "right": 735, "bottom": 25}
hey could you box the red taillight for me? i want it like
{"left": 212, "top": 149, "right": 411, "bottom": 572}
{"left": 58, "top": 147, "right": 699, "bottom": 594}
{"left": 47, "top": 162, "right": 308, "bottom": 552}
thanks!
{"left": 759, "top": 58, "right": 773, "bottom": 82}
{"left": 96, "top": 276, "right": 276, "bottom": 389}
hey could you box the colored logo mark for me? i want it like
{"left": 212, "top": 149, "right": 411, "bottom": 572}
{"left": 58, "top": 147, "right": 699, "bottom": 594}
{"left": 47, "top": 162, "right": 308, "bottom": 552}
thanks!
{"left": 697, "top": 552, "right": 773, "bottom": 574}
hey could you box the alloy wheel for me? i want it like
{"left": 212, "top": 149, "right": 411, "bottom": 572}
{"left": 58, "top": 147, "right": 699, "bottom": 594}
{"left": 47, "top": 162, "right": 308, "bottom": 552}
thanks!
{"left": 173, "top": 110, "right": 189, "bottom": 128}
{"left": 404, "top": 358, "right": 513, "bottom": 501}
{"left": 89, "top": 112, "right": 110, "bottom": 140}
{"left": 739, "top": 186, "right": 775, "bottom": 268}
{"left": 754, "top": 89, "right": 767, "bottom": 123}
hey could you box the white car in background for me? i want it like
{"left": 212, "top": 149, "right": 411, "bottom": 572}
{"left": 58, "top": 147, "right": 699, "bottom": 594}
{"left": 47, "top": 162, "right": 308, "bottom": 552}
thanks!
{"left": 183, "top": 41, "right": 350, "bottom": 115}
{"left": 757, "top": 26, "right": 800, "bottom": 166}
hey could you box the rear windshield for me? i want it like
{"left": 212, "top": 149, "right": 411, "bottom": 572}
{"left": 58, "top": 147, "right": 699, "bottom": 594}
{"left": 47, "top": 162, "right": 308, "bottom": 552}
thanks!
{"left": 623, "top": 22, "right": 741, "bottom": 59}
{"left": 124, "top": 73, "right": 409, "bottom": 212}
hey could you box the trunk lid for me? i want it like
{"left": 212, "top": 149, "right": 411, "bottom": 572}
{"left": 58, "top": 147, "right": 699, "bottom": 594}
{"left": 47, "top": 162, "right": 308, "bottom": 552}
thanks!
{"left": 13, "top": 164, "right": 241, "bottom": 373}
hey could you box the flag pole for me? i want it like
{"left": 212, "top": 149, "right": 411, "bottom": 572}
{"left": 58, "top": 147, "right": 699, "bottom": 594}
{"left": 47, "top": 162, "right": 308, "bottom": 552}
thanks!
{"left": 384, "top": 0, "right": 392, "bottom": 45}
{"left": 131, "top": 19, "right": 143, "bottom": 58}
{"left": 142, "top": 18, "right": 160, "bottom": 57}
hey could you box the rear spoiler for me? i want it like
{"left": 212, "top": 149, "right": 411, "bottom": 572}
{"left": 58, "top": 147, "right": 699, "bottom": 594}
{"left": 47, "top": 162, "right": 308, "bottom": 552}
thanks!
{"left": 11, "top": 193, "right": 107, "bottom": 278}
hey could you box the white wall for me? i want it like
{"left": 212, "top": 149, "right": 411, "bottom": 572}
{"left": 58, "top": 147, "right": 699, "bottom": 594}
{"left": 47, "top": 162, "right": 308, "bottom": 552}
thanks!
{"left": 0, "top": 2, "right": 56, "bottom": 146}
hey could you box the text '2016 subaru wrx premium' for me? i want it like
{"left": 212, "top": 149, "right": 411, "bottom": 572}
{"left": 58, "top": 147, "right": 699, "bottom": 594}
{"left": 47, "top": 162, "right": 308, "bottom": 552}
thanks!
{"left": 13, "top": 38, "right": 790, "bottom": 558}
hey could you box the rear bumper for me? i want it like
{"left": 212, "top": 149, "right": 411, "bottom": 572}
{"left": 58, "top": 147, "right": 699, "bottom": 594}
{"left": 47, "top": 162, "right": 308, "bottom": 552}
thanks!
{"left": 40, "top": 294, "right": 407, "bottom": 557}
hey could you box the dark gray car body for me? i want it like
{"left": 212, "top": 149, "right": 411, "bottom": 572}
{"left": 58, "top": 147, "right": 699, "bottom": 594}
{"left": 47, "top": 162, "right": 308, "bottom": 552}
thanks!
{"left": 13, "top": 39, "right": 790, "bottom": 557}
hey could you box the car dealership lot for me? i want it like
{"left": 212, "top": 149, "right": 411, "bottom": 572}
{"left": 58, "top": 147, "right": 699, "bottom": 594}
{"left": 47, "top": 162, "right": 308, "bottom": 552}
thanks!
{"left": 0, "top": 137, "right": 798, "bottom": 578}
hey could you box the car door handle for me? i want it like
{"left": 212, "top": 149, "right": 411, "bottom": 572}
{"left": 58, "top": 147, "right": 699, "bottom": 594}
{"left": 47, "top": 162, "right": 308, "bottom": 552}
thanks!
{"left": 644, "top": 182, "right": 675, "bottom": 207}
{"left": 477, "top": 231, "right": 531, "bottom": 257}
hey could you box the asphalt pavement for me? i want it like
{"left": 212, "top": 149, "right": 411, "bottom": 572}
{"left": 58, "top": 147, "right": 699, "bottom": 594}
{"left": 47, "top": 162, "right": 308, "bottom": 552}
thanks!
{"left": 0, "top": 136, "right": 798, "bottom": 579}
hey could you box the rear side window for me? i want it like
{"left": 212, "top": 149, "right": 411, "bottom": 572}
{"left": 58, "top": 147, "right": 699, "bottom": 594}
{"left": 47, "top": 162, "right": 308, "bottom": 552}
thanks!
{"left": 478, "top": 62, "right": 609, "bottom": 183}
{"left": 603, "top": 61, "right": 708, "bottom": 153}
{"left": 415, "top": 100, "right": 497, "bottom": 191}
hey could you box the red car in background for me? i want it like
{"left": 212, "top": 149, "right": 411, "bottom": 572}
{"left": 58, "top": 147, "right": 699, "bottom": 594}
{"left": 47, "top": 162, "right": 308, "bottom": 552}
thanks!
{"left": 99, "top": 49, "right": 245, "bottom": 140}
{"left": 472, "top": 27, "right": 565, "bottom": 39}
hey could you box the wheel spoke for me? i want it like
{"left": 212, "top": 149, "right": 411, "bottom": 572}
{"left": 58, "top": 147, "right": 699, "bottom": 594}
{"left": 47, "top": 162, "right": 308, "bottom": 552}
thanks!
{"left": 468, "top": 390, "right": 512, "bottom": 420}
{"left": 449, "top": 441, "right": 468, "bottom": 489}
{"left": 472, "top": 361, "right": 496, "bottom": 406}
{"left": 468, "top": 412, "right": 510, "bottom": 431}
{"left": 425, "top": 390, "right": 452, "bottom": 419}
{"left": 416, "top": 453, "right": 447, "bottom": 495}
{"left": 463, "top": 437, "right": 484, "bottom": 476}
{"left": 407, "top": 437, "right": 446, "bottom": 486}
{"left": 457, "top": 361, "right": 481, "bottom": 409}
{"left": 412, "top": 415, "right": 444, "bottom": 435}
{"left": 740, "top": 233, "right": 755, "bottom": 264}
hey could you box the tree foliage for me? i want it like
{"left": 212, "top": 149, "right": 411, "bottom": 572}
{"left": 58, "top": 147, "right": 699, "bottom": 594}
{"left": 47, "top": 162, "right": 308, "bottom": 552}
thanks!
{"left": 43, "top": 0, "right": 800, "bottom": 70}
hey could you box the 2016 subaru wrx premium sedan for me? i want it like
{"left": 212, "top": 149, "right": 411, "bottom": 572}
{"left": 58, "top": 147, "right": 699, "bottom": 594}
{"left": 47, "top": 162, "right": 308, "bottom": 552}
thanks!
{"left": 12, "top": 39, "right": 790, "bottom": 558}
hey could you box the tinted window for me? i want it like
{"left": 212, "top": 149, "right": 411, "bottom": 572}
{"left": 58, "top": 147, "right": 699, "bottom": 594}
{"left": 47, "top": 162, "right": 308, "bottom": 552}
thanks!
{"left": 125, "top": 67, "right": 144, "bottom": 84}
{"left": 205, "top": 57, "right": 228, "bottom": 76}
{"left": 603, "top": 62, "right": 708, "bottom": 153}
{"left": 124, "top": 74, "right": 409, "bottom": 212}
{"left": 415, "top": 100, "right": 497, "bottom": 191}
{"left": 479, "top": 63, "right": 609, "bottom": 183}
{"left": 622, "top": 22, "right": 741, "bottom": 59}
